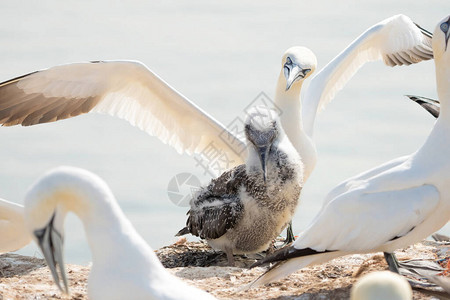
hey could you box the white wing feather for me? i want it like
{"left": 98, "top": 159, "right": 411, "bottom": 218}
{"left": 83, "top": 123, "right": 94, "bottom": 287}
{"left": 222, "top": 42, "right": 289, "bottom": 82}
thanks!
{"left": 0, "top": 61, "right": 246, "bottom": 164}
{"left": 303, "top": 14, "right": 433, "bottom": 137}
{"left": 295, "top": 182, "right": 439, "bottom": 252}
{"left": 323, "top": 155, "right": 409, "bottom": 205}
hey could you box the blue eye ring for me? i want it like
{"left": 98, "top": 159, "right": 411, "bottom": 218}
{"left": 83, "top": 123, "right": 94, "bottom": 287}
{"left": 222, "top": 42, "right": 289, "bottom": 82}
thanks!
{"left": 441, "top": 22, "right": 449, "bottom": 33}
{"left": 286, "top": 57, "right": 292, "bottom": 65}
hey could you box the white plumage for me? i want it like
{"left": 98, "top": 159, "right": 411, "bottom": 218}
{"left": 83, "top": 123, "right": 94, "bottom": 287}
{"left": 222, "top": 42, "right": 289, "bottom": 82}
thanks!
{"left": 0, "top": 198, "right": 30, "bottom": 254}
{"left": 24, "top": 166, "right": 216, "bottom": 299}
{"left": 247, "top": 15, "right": 450, "bottom": 288}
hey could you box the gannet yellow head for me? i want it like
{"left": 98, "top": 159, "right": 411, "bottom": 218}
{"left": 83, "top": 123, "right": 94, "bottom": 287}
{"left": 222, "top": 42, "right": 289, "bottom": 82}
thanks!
{"left": 282, "top": 46, "right": 317, "bottom": 91}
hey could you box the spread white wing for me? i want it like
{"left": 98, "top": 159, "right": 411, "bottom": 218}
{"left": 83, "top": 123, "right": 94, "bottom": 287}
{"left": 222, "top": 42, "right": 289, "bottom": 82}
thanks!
{"left": 0, "top": 61, "right": 246, "bottom": 164}
{"left": 303, "top": 14, "right": 433, "bottom": 137}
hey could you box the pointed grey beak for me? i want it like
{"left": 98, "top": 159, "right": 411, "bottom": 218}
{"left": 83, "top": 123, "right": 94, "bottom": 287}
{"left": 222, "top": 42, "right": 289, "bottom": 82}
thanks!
{"left": 285, "top": 65, "right": 310, "bottom": 91}
{"left": 34, "top": 213, "right": 69, "bottom": 295}
{"left": 286, "top": 65, "right": 302, "bottom": 91}
{"left": 256, "top": 145, "right": 270, "bottom": 182}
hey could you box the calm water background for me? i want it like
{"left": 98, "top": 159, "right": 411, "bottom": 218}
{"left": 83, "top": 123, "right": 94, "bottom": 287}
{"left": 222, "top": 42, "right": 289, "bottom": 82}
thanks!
{"left": 0, "top": 1, "right": 448, "bottom": 264}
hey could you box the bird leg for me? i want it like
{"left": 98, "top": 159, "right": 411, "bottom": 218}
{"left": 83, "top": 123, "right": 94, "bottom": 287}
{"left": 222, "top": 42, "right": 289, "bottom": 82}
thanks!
{"left": 225, "top": 247, "right": 235, "bottom": 266}
{"left": 281, "top": 221, "right": 295, "bottom": 247}
{"left": 384, "top": 252, "right": 401, "bottom": 274}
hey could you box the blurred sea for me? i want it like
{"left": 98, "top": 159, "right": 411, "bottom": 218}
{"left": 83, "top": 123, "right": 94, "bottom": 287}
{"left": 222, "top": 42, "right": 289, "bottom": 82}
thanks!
{"left": 0, "top": 0, "right": 448, "bottom": 264}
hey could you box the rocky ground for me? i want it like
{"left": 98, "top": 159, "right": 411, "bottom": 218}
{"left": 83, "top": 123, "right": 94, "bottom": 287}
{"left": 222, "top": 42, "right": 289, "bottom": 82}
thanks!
{"left": 1, "top": 240, "right": 450, "bottom": 299}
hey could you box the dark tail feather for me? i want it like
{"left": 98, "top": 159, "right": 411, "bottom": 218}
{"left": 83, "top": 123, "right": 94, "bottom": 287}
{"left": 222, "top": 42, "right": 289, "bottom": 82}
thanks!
{"left": 251, "top": 245, "right": 332, "bottom": 268}
{"left": 175, "top": 227, "right": 190, "bottom": 236}
{"left": 414, "top": 22, "right": 433, "bottom": 40}
{"left": 244, "top": 247, "right": 341, "bottom": 290}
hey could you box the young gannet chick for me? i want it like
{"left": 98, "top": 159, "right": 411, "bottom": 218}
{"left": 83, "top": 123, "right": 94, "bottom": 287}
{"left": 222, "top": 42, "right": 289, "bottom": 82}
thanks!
{"left": 351, "top": 271, "right": 412, "bottom": 300}
{"left": 176, "top": 107, "right": 303, "bottom": 266}
{"left": 247, "top": 15, "right": 450, "bottom": 288}
{"left": 0, "top": 198, "right": 30, "bottom": 254}
{"left": 24, "top": 166, "right": 216, "bottom": 299}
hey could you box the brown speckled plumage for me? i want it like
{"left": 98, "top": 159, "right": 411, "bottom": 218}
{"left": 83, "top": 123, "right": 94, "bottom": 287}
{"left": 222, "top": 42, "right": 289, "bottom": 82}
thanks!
{"left": 177, "top": 133, "right": 302, "bottom": 256}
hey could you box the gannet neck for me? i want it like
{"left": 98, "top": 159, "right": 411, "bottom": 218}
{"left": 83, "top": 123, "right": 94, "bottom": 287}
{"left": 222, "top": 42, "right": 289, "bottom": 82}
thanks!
{"left": 275, "top": 72, "right": 317, "bottom": 179}
{"left": 432, "top": 16, "right": 450, "bottom": 120}
{"left": 275, "top": 70, "right": 303, "bottom": 118}
{"left": 82, "top": 193, "right": 162, "bottom": 274}
{"left": 435, "top": 57, "right": 450, "bottom": 119}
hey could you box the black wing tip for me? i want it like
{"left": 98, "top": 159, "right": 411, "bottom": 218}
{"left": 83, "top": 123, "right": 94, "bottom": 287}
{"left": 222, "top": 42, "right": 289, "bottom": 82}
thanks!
{"left": 405, "top": 94, "right": 419, "bottom": 102}
{"left": 0, "top": 70, "right": 39, "bottom": 88}
{"left": 414, "top": 22, "right": 433, "bottom": 39}
{"left": 405, "top": 95, "right": 440, "bottom": 118}
{"left": 405, "top": 94, "right": 439, "bottom": 104}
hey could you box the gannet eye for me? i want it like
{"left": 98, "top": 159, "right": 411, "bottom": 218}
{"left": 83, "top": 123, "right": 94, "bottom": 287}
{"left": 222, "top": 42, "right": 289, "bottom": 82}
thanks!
{"left": 286, "top": 57, "right": 292, "bottom": 65}
{"left": 441, "top": 22, "right": 449, "bottom": 33}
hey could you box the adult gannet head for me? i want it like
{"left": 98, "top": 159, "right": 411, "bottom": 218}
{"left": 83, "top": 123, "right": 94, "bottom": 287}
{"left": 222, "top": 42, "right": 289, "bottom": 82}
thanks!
{"left": 245, "top": 107, "right": 284, "bottom": 182}
{"left": 24, "top": 167, "right": 109, "bottom": 294}
{"left": 282, "top": 46, "right": 317, "bottom": 91}
{"left": 350, "top": 271, "right": 412, "bottom": 300}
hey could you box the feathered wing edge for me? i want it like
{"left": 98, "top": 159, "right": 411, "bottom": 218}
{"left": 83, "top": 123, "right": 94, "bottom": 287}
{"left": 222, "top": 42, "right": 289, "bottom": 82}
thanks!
{"left": 0, "top": 61, "right": 247, "bottom": 165}
{"left": 302, "top": 15, "right": 433, "bottom": 137}
{"left": 406, "top": 95, "right": 440, "bottom": 118}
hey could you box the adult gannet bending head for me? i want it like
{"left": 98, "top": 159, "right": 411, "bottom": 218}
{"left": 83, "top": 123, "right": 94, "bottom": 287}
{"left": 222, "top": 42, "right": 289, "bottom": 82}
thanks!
{"left": 176, "top": 107, "right": 303, "bottom": 265}
{"left": 246, "top": 15, "right": 450, "bottom": 289}
{"left": 0, "top": 198, "right": 30, "bottom": 254}
{"left": 24, "top": 166, "right": 216, "bottom": 299}
{"left": 0, "top": 14, "right": 432, "bottom": 243}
